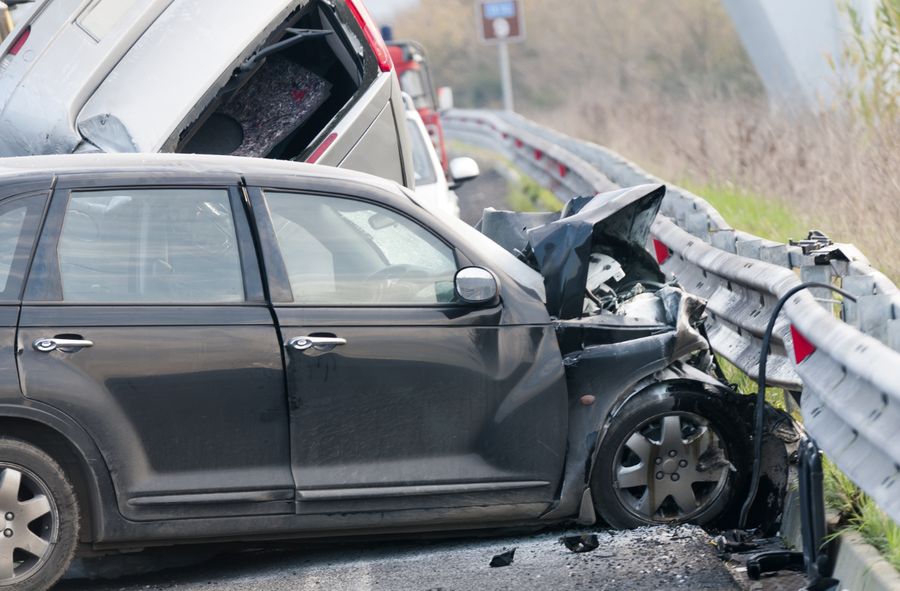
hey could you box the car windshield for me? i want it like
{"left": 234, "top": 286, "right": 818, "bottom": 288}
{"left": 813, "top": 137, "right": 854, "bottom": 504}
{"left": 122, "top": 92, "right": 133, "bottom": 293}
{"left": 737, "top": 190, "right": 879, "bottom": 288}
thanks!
{"left": 405, "top": 190, "right": 546, "bottom": 302}
{"left": 399, "top": 69, "right": 433, "bottom": 111}
{"left": 405, "top": 118, "right": 438, "bottom": 186}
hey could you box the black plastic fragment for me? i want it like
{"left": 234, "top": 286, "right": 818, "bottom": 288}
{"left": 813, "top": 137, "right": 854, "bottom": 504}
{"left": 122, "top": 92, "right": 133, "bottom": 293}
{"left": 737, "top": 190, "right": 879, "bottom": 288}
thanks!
{"left": 489, "top": 548, "right": 516, "bottom": 568}
{"left": 746, "top": 551, "right": 804, "bottom": 580}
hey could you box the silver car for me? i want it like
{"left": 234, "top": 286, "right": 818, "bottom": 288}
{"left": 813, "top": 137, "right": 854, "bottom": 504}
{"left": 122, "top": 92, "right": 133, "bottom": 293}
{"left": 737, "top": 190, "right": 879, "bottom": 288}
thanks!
{"left": 0, "top": 0, "right": 414, "bottom": 186}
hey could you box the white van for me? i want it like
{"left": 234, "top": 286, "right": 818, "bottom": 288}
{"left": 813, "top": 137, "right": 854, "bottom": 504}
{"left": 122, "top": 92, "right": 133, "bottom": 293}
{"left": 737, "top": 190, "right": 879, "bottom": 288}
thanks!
{"left": 0, "top": 0, "right": 415, "bottom": 186}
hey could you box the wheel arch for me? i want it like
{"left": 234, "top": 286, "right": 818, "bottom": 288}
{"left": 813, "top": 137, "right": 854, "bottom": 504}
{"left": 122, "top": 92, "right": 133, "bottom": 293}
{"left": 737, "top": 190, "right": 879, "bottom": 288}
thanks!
{"left": 606, "top": 375, "right": 740, "bottom": 429}
{"left": 578, "top": 367, "right": 749, "bottom": 523}
{"left": 0, "top": 403, "right": 119, "bottom": 544}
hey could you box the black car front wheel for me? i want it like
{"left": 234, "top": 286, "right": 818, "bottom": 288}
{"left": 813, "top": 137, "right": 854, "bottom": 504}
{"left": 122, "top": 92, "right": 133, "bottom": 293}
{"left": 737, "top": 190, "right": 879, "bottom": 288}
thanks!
{"left": 591, "top": 388, "right": 750, "bottom": 529}
{"left": 0, "top": 437, "right": 79, "bottom": 590}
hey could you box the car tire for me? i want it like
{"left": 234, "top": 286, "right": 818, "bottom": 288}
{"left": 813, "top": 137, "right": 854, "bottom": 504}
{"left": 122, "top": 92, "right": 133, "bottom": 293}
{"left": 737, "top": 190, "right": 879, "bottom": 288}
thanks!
{"left": 0, "top": 437, "right": 79, "bottom": 590}
{"left": 591, "top": 386, "right": 750, "bottom": 529}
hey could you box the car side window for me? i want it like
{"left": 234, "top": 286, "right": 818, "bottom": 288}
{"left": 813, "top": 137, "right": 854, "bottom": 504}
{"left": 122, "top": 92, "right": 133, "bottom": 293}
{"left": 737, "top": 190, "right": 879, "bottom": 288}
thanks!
{"left": 265, "top": 191, "right": 457, "bottom": 305}
{"left": 0, "top": 195, "right": 46, "bottom": 300}
{"left": 56, "top": 188, "right": 244, "bottom": 303}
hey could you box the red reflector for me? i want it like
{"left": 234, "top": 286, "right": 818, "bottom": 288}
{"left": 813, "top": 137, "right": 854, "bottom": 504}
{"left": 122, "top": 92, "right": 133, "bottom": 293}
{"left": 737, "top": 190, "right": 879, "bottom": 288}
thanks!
{"left": 558, "top": 164, "right": 568, "bottom": 177}
{"left": 514, "top": 139, "right": 524, "bottom": 148}
{"left": 305, "top": 133, "right": 338, "bottom": 164}
{"left": 8, "top": 26, "right": 31, "bottom": 57}
{"left": 653, "top": 239, "right": 671, "bottom": 265}
{"left": 345, "top": 0, "right": 393, "bottom": 72}
{"left": 790, "top": 325, "right": 816, "bottom": 364}
{"left": 534, "top": 149, "right": 543, "bottom": 161}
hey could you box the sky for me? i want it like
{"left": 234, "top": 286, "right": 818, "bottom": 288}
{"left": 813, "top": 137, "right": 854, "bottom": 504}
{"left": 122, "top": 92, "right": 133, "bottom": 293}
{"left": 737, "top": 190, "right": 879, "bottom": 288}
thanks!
{"left": 365, "top": 0, "right": 420, "bottom": 23}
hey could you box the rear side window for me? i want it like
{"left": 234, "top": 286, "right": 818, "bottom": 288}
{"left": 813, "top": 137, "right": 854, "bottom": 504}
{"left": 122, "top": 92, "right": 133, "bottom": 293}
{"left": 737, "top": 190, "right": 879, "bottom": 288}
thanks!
{"left": 56, "top": 188, "right": 244, "bottom": 303}
{"left": 0, "top": 195, "right": 46, "bottom": 301}
{"left": 265, "top": 191, "right": 457, "bottom": 305}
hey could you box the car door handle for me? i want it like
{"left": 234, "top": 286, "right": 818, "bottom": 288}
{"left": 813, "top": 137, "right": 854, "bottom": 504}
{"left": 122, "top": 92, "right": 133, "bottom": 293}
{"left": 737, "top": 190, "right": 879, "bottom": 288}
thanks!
{"left": 286, "top": 336, "right": 347, "bottom": 352}
{"left": 33, "top": 338, "right": 94, "bottom": 353}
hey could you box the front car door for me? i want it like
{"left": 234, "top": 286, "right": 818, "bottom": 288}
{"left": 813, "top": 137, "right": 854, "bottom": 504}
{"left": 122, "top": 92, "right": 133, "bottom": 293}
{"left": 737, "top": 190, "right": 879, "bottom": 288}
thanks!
{"left": 17, "top": 174, "right": 293, "bottom": 521}
{"left": 247, "top": 179, "right": 569, "bottom": 524}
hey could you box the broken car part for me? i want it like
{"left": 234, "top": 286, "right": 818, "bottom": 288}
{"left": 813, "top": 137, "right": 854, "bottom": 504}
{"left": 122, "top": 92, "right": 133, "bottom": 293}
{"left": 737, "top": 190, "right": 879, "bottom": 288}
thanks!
{"left": 489, "top": 548, "right": 516, "bottom": 567}
{"left": 477, "top": 184, "right": 790, "bottom": 531}
{"left": 560, "top": 534, "right": 600, "bottom": 553}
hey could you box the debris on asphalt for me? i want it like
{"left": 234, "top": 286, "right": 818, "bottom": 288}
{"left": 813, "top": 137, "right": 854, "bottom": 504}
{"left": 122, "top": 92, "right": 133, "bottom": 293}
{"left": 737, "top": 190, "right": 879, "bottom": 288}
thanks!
{"left": 559, "top": 534, "right": 601, "bottom": 553}
{"left": 489, "top": 548, "right": 516, "bottom": 567}
{"left": 713, "top": 530, "right": 760, "bottom": 555}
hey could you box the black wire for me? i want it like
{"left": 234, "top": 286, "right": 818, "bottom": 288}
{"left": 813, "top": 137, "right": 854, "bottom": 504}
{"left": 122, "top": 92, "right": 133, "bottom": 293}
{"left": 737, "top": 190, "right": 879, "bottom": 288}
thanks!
{"left": 737, "top": 281, "right": 857, "bottom": 529}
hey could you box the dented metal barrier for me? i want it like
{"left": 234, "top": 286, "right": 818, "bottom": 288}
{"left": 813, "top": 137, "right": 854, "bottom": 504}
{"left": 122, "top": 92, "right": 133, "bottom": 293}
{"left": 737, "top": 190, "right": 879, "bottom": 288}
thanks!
{"left": 444, "top": 109, "right": 900, "bottom": 524}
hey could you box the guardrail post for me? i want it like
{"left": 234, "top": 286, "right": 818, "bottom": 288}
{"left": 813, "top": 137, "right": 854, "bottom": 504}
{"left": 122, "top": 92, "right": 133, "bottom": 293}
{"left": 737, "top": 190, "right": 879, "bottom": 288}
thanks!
{"left": 841, "top": 276, "right": 876, "bottom": 328}
{"left": 855, "top": 295, "right": 894, "bottom": 345}
{"left": 800, "top": 263, "right": 836, "bottom": 312}
{"left": 736, "top": 237, "right": 762, "bottom": 260}
{"left": 760, "top": 245, "right": 792, "bottom": 269}
{"left": 711, "top": 229, "right": 737, "bottom": 254}
{"left": 890, "top": 303, "right": 900, "bottom": 351}
{"left": 686, "top": 212, "right": 711, "bottom": 242}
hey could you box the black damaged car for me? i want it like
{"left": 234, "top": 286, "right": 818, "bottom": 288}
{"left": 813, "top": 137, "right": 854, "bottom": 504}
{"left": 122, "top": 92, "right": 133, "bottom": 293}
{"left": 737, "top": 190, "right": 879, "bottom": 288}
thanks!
{"left": 0, "top": 154, "right": 789, "bottom": 590}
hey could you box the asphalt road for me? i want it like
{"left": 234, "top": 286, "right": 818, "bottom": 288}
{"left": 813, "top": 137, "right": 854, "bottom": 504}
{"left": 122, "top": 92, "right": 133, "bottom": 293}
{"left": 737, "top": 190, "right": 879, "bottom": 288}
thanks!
{"left": 453, "top": 151, "right": 516, "bottom": 224}
{"left": 57, "top": 525, "right": 741, "bottom": 591}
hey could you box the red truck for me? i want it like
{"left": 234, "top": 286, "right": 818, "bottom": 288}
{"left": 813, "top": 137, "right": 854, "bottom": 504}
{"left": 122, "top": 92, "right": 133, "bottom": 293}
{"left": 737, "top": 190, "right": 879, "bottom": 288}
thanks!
{"left": 384, "top": 34, "right": 449, "bottom": 173}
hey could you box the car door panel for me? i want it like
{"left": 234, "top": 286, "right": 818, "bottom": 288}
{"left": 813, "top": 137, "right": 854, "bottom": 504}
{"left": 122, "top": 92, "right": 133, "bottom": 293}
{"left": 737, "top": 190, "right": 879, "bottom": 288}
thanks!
{"left": 278, "top": 311, "right": 566, "bottom": 514}
{"left": 17, "top": 181, "right": 294, "bottom": 521}
{"left": 250, "top": 186, "right": 568, "bottom": 518}
{"left": 17, "top": 307, "right": 293, "bottom": 521}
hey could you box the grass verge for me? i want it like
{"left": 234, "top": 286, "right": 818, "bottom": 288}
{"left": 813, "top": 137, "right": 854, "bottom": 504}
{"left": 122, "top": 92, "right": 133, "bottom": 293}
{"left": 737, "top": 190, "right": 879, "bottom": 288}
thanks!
{"left": 681, "top": 182, "right": 810, "bottom": 243}
{"left": 824, "top": 456, "right": 900, "bottom": 571}
{"left": 694, "top": 182, "right": 900, "bottom": 571}
{"left": 507, "top": 177, "right": 563, "bottom": 213}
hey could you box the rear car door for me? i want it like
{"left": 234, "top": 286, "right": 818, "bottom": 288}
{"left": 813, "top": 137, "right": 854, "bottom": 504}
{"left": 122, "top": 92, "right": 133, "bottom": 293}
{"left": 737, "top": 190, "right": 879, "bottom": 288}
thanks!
{"left": 16, "top": 174, "right": 293, "bottom": 521}
{"left": 248, "top": 183, "right": 568, "bottom": 520}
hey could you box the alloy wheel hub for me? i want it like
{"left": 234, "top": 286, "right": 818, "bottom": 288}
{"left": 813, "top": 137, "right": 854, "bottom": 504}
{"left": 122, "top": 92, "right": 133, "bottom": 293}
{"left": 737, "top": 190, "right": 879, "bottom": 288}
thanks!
{"left": 0, "top": 465, "right": 56, "bottom": 584}
{"left": 613, "top": 413, "right": 730, "bottom": 522}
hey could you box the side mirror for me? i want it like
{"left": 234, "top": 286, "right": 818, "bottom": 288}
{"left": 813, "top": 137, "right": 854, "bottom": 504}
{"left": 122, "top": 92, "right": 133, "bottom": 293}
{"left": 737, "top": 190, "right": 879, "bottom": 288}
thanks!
{"left": 448, "top": 157, "right": 480, "bottom": 189}
{"left": 455, "top": 267, "right": 498, "bottom": 304}
{"left": 437, "top": 86, "right": 454, "bottom": 111}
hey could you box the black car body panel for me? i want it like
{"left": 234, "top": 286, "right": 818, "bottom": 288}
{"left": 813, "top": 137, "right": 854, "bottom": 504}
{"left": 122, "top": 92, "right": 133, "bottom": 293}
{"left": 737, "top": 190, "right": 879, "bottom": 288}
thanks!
{"left": 0, "top": 155, "right": 784, "bottom": 557}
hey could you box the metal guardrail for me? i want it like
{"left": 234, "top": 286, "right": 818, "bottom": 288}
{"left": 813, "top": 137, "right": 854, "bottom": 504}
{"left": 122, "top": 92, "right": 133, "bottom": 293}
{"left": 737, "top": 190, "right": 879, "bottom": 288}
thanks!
{"left": 444, "top": 109, "right": 900, "bottom": 524}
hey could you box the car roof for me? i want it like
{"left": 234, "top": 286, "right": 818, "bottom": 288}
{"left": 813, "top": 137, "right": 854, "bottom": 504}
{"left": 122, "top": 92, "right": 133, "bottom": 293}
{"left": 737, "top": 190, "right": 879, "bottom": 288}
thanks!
{"left": 0, "top": 153, "right": 404, "bottom": 193}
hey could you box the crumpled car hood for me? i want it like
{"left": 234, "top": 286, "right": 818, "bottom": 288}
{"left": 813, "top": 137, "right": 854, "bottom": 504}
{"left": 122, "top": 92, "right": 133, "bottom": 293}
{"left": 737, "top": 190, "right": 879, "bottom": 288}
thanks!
{"left": 478, "top": 184, "right": 666, "bottom": 319}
